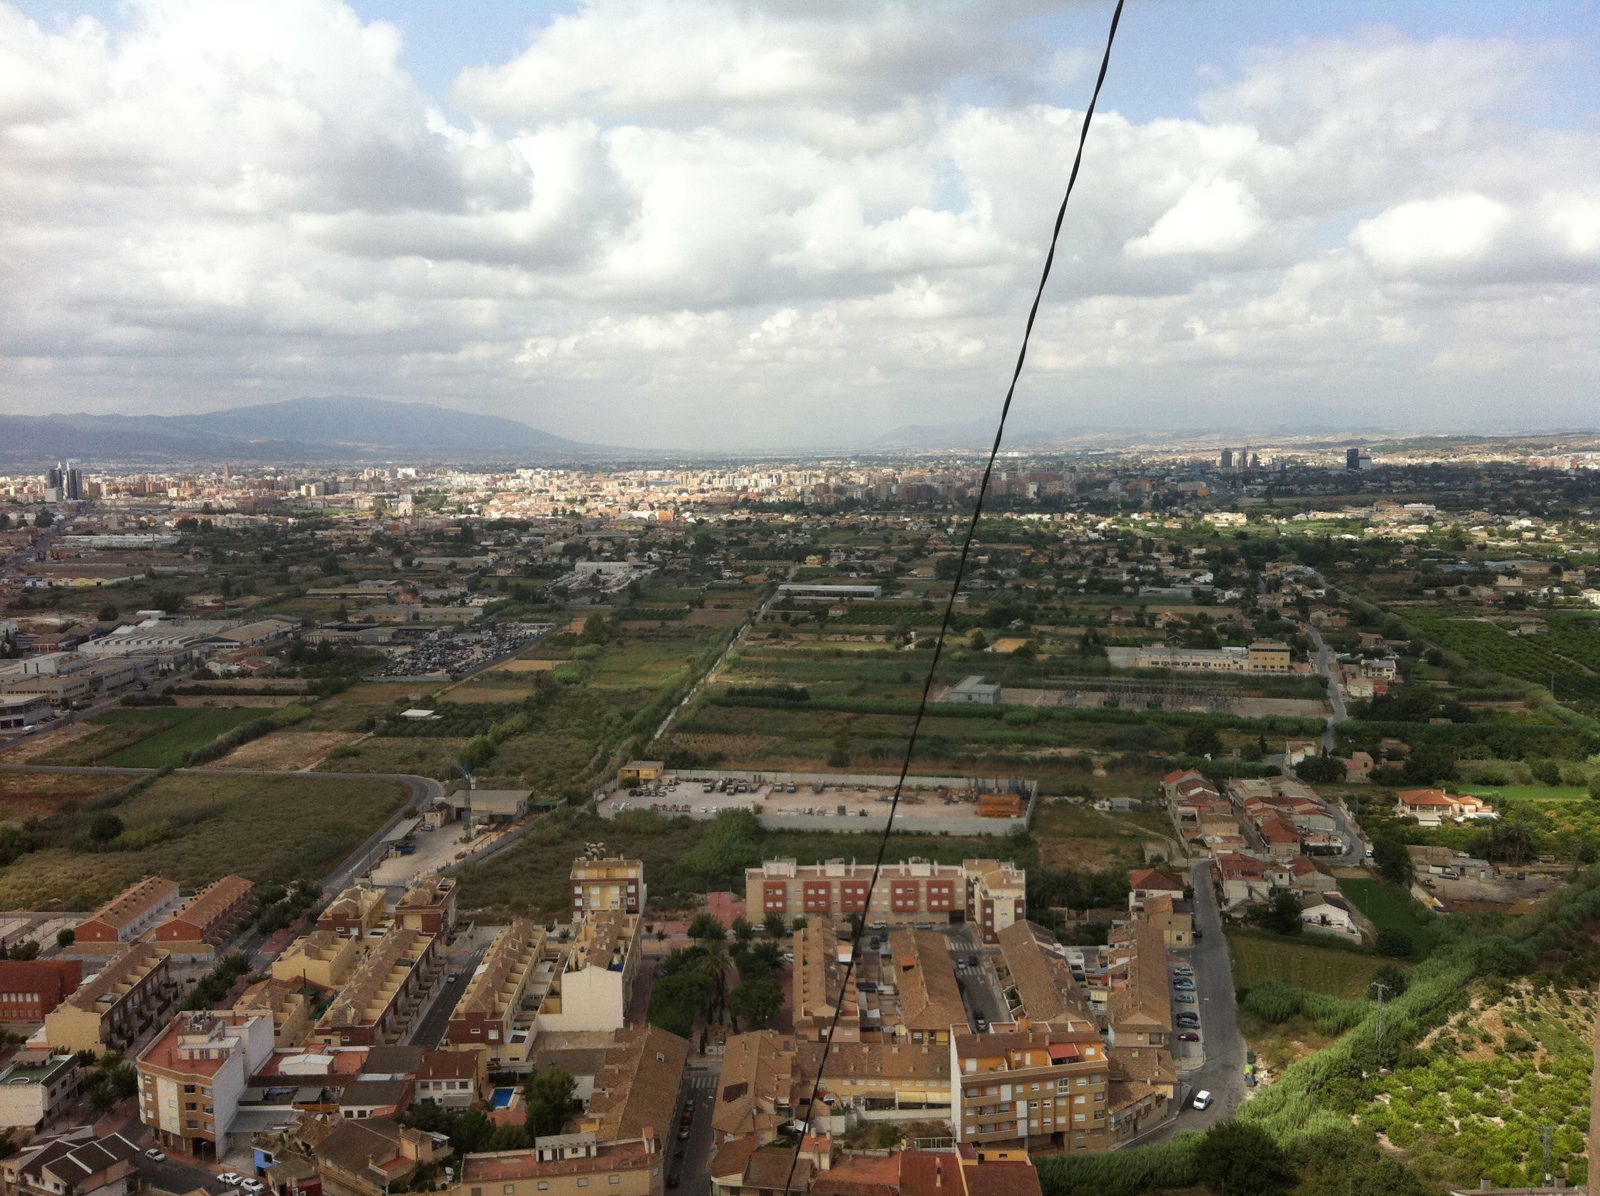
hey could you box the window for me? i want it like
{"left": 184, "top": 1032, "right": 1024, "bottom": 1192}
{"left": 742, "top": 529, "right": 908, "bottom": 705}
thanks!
{"left": 578, "top": 1180, "right": 589, "bottom": 1189}
{"left": 609, "top": 1179, "right": 621, "bottom": 1186}
{"left": 538, "top": 1185, "right": 549, "bottom": 1192}
{"left": 504, "top": 1185, "right": 516, "bottom": 1193}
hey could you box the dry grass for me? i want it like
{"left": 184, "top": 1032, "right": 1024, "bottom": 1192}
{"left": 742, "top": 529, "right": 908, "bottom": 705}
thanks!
{"left": 209, "top": 730, "right": 363, "bottom": 770}
{"left": 493, "top": 659, "right": 558, "bottom": 672}
{"left": 0, "top": 771, "right": 123, "bottom": 824}
{"left": 0, "top": 722, "right": 99, "bottom": 762}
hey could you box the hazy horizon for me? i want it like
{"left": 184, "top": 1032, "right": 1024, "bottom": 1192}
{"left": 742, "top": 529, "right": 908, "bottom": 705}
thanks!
{"left": 3, "top": 0, "right": 1598, "bottom": 450}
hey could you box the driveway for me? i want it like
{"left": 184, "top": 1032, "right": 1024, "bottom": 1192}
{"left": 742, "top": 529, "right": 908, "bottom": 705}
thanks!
{"left": 1139, "top": 859, "right": 1247, "bottom": 1143}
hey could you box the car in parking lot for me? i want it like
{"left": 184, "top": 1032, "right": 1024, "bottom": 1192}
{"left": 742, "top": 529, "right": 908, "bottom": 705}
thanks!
{"left": 1176, "top": 1013, "right": 1200, "bottom": 1027}
{"left": 1173, "top": 978, "right": 1196, "bottom": 990}
{"left": 1172, "top": 965, "right": 1193, "bottom": 977}
{"left": 1174, "top": 993, "right": 1196, "bottom": 1003}
{"left": 218, "top": 1174, "right": 243, "bottom": 1187}
{"left": 240, "top": 1180, "right": 265, "bottom": 1194}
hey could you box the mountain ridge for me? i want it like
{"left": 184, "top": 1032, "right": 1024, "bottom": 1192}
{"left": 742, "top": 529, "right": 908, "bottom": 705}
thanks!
{"left": 0, "top": 397, "right": 611, "bottom": 463}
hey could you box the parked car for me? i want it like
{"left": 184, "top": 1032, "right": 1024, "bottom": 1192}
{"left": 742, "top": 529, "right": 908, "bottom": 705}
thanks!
{"left": 1172, "top": 965, "right": 1194, "bottom": 976}
{"left": 1173, "top": 978, "right": 1196, "bottom": 990}
{"left": 1192, "top": 1090, "right": 1213, "bottom": 1111}
{"left": 240, "top": 1180, "right": 265, "bottom": 1194}
{"left": 1176, "top": 1013, "right": 1200, "bottom": 1027}
{"left": 144, "top": 1149, "right": 167, "bottom": 1163}
{"left": 1178, "top": 1032, "right": 1200, "bottom": 1042}
{"left": 218, "top": 1174, "right": 243, "bottom": 1186}
{"left": 974, "top": 1015, "right": 988, "bottom": 1032}
{"left": 1174, "top": 993, "right": 1196, "bottom": 1003}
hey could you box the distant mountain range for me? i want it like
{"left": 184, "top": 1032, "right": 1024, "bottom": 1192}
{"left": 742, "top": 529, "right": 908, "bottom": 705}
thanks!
{"left": 0, "top": 397, "right": 609, "bottom": 464}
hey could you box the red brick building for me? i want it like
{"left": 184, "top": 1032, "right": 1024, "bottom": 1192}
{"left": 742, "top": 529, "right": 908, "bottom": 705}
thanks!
{"left": 0, "top": 960, "right": 85, "bottom": 1022}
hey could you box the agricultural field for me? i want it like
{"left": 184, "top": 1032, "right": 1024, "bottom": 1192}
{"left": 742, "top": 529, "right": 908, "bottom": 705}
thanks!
{"left": 0, "top": 772, "right": 406, "bottom": 909}
{"left": 297, "top": 682, "right": 439, "bottom": 732}
{"left": 1031, "top": 798, "right": 1178, "bottom": 871}
{"left": 35, "top": 706, "right": 265, "bottom": 768}
{"left": 0, "top": 770, "right": 123, "bottom": 824}
{"left": 315, "top": 736, "right": 471, "bottom": 778}
{"left": 209, "top": 730, "right": 363, "bottom": 770}
{"left": 1227, "top": 928, "right": 1395, "bottom": 999}
{"left": 1337, "top": 876, "right": 1443, "bottom": 955}
{"left": 1358, "top": 980, "right": 1595, "bottom": 1189}
{"left": 1405, "top": 609, "right": 1600, "bottom": 709}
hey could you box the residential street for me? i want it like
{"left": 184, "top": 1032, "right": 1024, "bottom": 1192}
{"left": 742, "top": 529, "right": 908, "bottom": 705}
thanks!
{"left": 1138, "top": 858, "right": 1247, "bottom": 1143}
{"left": 675, "top": 1062, "right": 720, "bottom": 1196}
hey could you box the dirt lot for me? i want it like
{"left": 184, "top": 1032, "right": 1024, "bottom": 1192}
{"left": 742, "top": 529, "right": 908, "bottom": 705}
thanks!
{"left": 0, "top": 722, "right": 97, "bottom": 762}
{"left": 210, "top": 730, "right": 363, "bottom": 770}
{"left": 493, "top": 659, "right": 558, "bottom": 672}
{"left": 686, "top": 607, "right": 748, "bottom": 627}
{"left": 0, "top": 770, "right": 123, "bottom": 823}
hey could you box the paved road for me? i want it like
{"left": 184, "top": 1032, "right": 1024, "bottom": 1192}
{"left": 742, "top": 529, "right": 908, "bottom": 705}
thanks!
{"left": 1306, "top": 623, "right": 1348, "bottom": 751}
{"left": 675, "top": 1062, "right": 720, "bottom": 1196}
{"left": 1139, "top": 859, "right": 1247, "bottom": 1143}
{"left": 408, "top": 945, "right": 485, "bottom": 1047}
{"left": 945, "top": 925, "right": 1005, "bottom": 1028}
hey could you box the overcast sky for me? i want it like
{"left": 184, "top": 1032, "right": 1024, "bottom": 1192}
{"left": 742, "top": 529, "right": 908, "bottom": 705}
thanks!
{"left": 2, "top": 0, "right": 1597, "bottom": 450}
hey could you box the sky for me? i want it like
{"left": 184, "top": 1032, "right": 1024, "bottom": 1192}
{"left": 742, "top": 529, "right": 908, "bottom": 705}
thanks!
{"left": 1, "top": 0, "right": 1598, "bottom": 451}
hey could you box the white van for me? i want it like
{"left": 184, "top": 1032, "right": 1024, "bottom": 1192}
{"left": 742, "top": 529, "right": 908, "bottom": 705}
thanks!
{"left": 1192, "top": 1089, "right": 1213, "bottom": 1111}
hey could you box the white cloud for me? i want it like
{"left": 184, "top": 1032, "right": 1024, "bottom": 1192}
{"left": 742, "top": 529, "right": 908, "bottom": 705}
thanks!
{"left": 0, "top": 2, "right": 1597, "bottom": 444}
{"left": 1125, "top": 178, "right": 1265, "bottom": 258}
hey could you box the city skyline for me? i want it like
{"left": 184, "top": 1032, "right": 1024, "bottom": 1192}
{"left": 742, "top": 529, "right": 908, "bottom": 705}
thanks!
{"left": 2, "top": 0, "right": 1598, "bottom": 449}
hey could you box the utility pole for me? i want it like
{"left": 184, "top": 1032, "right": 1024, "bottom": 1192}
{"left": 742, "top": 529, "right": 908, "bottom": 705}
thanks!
{"left": 1370, "top": 981, "right": 1390, "bottom": 1065}
{"left": 1540, "top": 1124, "right": 1552, "bottom": 1187}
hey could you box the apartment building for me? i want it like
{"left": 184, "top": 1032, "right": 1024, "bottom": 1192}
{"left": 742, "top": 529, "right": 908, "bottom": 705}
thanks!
{"left": 232, "top": 977, "right": 315, "bottom": 1048}
{"left": 1106, "top": 919, "right": 1172, "bottom": 1050}
{"left": 792, "top": 916, "right": 858, "bottom": 1043}
{"left": 0, "top": 960, "right": 85, "bottom": 1023}
{"left": 536, "top": 913, "right": 639, "bottom": 1033}
{"left": 317, "top": 885, "right": 388, "bottom": 940}
{"left": 796, "top": 1039, "right": 950, "bottom": 1118}
{"left": 0, "top": 1053, "right": 80, "bottom": 1131}
{"left": 570, "top": 857, "right": 647, "bottom": 916}
{"left": 950, "top": 1024, "right": 1110, "bottom": 1152}
{"left": 154, "top": 875, "right": 255, "bottom": 950}
{"left": 887, "top": 929, "right": 965, "bottom": 1046}
{"left": 457, "top": 1134, "right": 664, "bottom": 1196}
{"left": 446, "top": 920, "right": 545, "bottom": 1066}
{"left": 1, "top": 1131, "right": 143, "bottom": 1196}
{"left": 746, "top": 859, "right": 1026, "bottom": 942}
{"left": 44, "top": 942, "right": 177, "bottom": 1056}
{"left": 711, "top": 1031, "right": 794, "bottom": 1145}
{"left": 994, "top": 922, "right": 1096, "bottom": 1026}
{"left": 311, "top": 927, "right": 439, "bottom": 1047}
{"left": 271, "top": 929, "right": 365, "bottom": 990}
{"left": 394, "top": 876, "right": 459, "bottom": 936}
{"left": 136, "top": 1010, "right": 274, "bottom": 1157}
{"left": 72, "top": 876, "right": 182, "bottom": 947}
{"left": 577, "top": 1026, "right": 690, "bottom": 1145}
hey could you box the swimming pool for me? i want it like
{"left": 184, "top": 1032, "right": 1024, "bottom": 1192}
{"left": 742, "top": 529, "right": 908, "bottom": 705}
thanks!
{"left": 490, "top": 1087, "right": 517, "bottom": 1109}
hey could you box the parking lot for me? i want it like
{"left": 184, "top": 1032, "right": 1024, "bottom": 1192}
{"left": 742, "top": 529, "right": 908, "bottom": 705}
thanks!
{"left": 370, "top": 621, "right": 552, "bottom": 679}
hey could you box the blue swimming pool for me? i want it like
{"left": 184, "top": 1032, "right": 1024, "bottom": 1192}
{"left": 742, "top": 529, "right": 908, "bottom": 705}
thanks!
{"left": 490, "top": 1087, "right": 517, "bottom": 1109}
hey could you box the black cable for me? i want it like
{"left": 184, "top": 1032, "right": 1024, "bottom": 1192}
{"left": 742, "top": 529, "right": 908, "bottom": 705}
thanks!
{"left": 780, "top": 2, "right": 1125, "bottom": 1187}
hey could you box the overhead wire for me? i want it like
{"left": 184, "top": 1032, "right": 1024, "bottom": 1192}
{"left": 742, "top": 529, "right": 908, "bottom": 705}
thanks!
{"left": 779, "top": 1, "right": 1127, "bottom": 1188}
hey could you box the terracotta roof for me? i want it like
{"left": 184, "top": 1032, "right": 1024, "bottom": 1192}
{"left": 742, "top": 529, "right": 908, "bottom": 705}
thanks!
{"left": 889, "top": 928, "right": 966, "bottom": 1034}
{"left": 585, "top": 1024, "right": 689, "bottom": 1141}
{"left": 1128, "top": 868, "right": 1184, "bottom": 892}
{"left": 714, "top": 1031, "right": 794, "bottom": 1137}
{"left": 1106, "top": 917, "right": 1171, "bottom": 1035}
{"left": 1397, "top": 789, "right": 1455, "bottom": 807}
{"left": 78, "top": 876, "right": 178, "bottom": 931}
{"left": 995, "top": 922, "right": 1094, "bottom": 1024}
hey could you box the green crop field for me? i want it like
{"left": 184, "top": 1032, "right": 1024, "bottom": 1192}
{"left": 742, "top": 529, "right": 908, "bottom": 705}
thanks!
{"left": 0, "top": 772, "right": 406, "bottom": 909}
{"left": 1337, "top": 876, "right": 1442, "bottom": 955}
{"left": 37, "top": 706, "right": 265, "bottom": 768}
{"left": 1227, "top": 928, "right": 1395, "bottom": 999}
